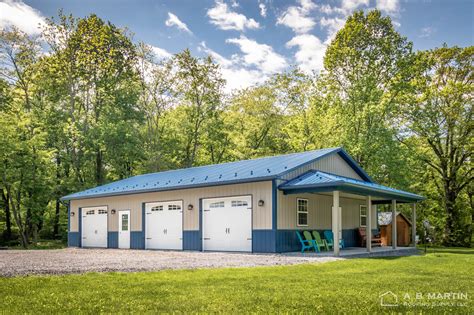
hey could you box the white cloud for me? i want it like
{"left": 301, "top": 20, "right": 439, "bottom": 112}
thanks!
{"left": 0, "top": 0, "right": 45, "bottom": 35}
{"left": 165, "top": 12, "right": 192, "bottom": 34}
{"left": 207, "top": 0, "right": 260, "bottom": 31}
{"left": 286, "top": 34, "right": 326, "bottom": 74}
{"left": 259, "top": 3, "right": 267, "bottom": 18}
{"left": 376, "top": 0, "right": 400, "bottom": 14}
{"left": 341, "top": 0, "right": 369, "bottom": 12}
{"left": 320, "top": 16, "right": 346, "bottom": 43}
{"left": 198, "top": 41, "right": 266, "bottom": 91}
{"left": 317, "top": 4, "right": 344, "bottom": 15}
{"left": 226, "top": 35, "right": 288, "bottom": 74}
{"left": 151, "top": 45, "right": 173, "bottom": 59}
{"left": 230, "top": 0, "right": 239, "bottom": 8}
{"left": 419, "top": 26, "right": 435, "bottom": 38}
{"left": 276, "top": 0, "right": 317, "bottom": 34}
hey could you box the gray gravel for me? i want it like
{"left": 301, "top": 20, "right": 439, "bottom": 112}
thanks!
{"left": 0, "top": 248, "right": 341, "bottom": 277}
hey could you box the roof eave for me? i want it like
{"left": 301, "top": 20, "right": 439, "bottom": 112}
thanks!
{"left": 60, "top": 175, "right": 277, "bottom": 201}
{"left": 279, "top": 181, "right": 424, "bottom": 202}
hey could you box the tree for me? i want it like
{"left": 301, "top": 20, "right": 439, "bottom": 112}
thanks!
{"left": 0, "top": 28, "right": 52, "bottom": 247}
{"left": 172, "top": 49, "right": 225, "bottom": 167}
{"left": 400, "top": 46, "right": 473, "bottom": 246}
{"left": 135, "top": 43, "right": 176, "bottom": 172}
{"left": 313, "top": 10, "right": 414, "bottom": 186}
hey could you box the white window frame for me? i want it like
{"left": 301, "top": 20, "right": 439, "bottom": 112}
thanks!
{"left": 359, "top": 205, "right": 367, "bottom": 227}
{"left": 296, "top": 198, "right": 308, "bottom": 227}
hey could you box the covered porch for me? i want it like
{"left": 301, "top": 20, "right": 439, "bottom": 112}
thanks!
{"left": 284, "top": 246, "right": 420, "bottom": 258}
{"left": 279, "top": 171, "right": 425, "bottom": 256}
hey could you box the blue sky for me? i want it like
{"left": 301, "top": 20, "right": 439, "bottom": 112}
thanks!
{"left": 1, "top": 0, "right": 472, "bottom": 91}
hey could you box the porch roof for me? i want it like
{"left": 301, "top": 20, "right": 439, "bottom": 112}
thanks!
{"left": 278, "top": 171, "right": 424, "bottom": 203}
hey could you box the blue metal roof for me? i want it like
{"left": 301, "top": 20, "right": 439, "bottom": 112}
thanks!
{"left": 62, "top": 147, "right": 343, "bottom": 200}
{"left": 279, "top": 170, "right": 424, "bottom": 202}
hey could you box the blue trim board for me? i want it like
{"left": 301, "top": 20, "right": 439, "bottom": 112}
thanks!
{"left": 108, "top": 232, "right": 118, "bottom": 248}
{"left": 78, "top": 208, "right": 82, "bottom": 247}
{"left": 183, "top": 230, "right": 201, "bottom": 251}
{"left": 68, "top": 232, "right": 80, "bottom": 247}
{"left": 253, "top": 230, "right": 276, "bottom": 253}
{"left": 131, "top": 231, "right": 145, "bottom": 249}
{"left": 142, "top": 203, "right": 146, "bottom": 247}
{"left": 272, "top": 179, "right": 277, "bottom": 231}
{"left": 67, "top": 202, "right": 70, "bottom": 232}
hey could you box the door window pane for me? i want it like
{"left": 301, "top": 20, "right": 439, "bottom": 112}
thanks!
{"left": 231, "top": 200, "right": 248, "bottom": 207}
{"left": 122, "top": 214, "right": 129, "bottom": 231}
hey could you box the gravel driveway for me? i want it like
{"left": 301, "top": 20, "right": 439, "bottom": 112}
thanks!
{"left": 0, "top": 248, "right": 341, "bottom": 277}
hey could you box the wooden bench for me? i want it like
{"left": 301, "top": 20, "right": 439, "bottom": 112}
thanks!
{"left": 358, "top": 227, "right": 382, "bottom": 247}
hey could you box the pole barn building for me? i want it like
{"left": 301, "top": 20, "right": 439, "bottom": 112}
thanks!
{"left": 62, "top": 148, "right": 424, "bottom": 254}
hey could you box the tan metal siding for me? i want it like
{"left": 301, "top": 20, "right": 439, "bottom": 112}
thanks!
{"left": 281, "top": 153, "right": 363, "bottom": 180}
{"left": 69, "top": 181, "right": 272, "bottom": 232}
{"left": 277, "top": 192, "right": 376, "bottom": 230}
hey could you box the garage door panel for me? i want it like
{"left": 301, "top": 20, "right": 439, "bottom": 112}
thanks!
{"left": 145, "top": 201, "right": 183, "bottom": 250}
{"left": 81, "top": 207, "right": 108, "bottom": 248}
{"left": 203, "top": 196, "right": 252, "bottom": 252}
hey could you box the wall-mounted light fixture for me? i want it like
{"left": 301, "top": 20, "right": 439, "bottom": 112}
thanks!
{"left": 71, "top": 211, "right": 75, "bottom": 216}
{"left": 188, "top": 204, "right": 194, "bottom": 210}
{"left": 111, "top": 209, "right": 116, "bottom": 214}
{"left": 258, "top": 200, "right": 265, "bottom": 207}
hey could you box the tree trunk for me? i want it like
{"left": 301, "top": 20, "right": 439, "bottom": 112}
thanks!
{"left": 54, "top": 199, "right": 60, "bottom": 237}
{"left": 53, "top": 154, "right": 61, "bottom": 237}
{"left": 96, "top": 149, "right": 104, "bottom": 185}
{"left": 7, "top": 187, "right": 28, "bottom": 248}
{"left": 1, "top": 189, "right": 12, "bottom": 240}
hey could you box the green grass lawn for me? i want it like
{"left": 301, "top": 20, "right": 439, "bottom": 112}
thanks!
{"left": 1, "top": 248, "right": 472, "bottom": 313}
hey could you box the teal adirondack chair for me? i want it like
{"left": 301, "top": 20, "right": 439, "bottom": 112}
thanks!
{"left": 303, "top": 231, "right": 321, "bottom": 253}
{"left": 323, "top": 230, "right": 345, "bottom": 249}
{"left": 296, "top": 231, "right": 315, "bottom": 253}
{"left": 312, "top": 231, "right": 329, "bottom": 251}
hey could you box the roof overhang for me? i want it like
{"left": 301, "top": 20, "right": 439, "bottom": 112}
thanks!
{"left": 60, "top": 176, "right": 275, "bottom": 201}
{"left": 279, "top": 171, "right": 424, "bottom": 203}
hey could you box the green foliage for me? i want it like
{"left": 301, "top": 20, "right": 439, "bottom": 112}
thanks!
{"left": 400, "top": 46, "right": 473, "bottom": 246}
{"left": 0, "top": 252, "right": 473, "bottom": 312}
{"left": 0, "top": 10, "right": 471, "bottom": 247}
{"left": 315, "top": 10, "right": 415, "bottom": 187}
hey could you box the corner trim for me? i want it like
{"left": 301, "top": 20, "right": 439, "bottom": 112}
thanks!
{"left": 78, "top": 207, "right": 82, "bottom": 247}
{"left": 142, "top": 203, "right": 146, "bottom": 249}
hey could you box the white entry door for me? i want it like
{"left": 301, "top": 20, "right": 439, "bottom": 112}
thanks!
{"left": 145, "top": 201, "right": 183, "bottom": 250}
{"left": 81, "top": 206, "right": 108, "bottom": 248}
{"left": 118, "top": 210, "right": 130, "bottom": 249}
{"left": 202, "top": 196, "right": 252, "bottom": 252}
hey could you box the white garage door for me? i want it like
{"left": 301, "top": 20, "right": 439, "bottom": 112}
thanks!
{"left": 145, "top": 201, "right": 183, "bottom": 250}
{"left": 81, "top": 206, "right": 108, "bottom": 248}
{"left": 203, "top": 195, "right": 252, "bottom": 252}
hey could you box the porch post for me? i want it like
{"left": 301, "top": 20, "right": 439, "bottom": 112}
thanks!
{"left": 332, "top": 190, "right": 340, "bottom": 256}
{"left": 412, "top": 203, "right": 417, "bottom": 247}
{"left": 391, "top": 200, "right": 397, "bottom": 249}
{"left": 366, "top": 195, "right": 372, "bottom": 252}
